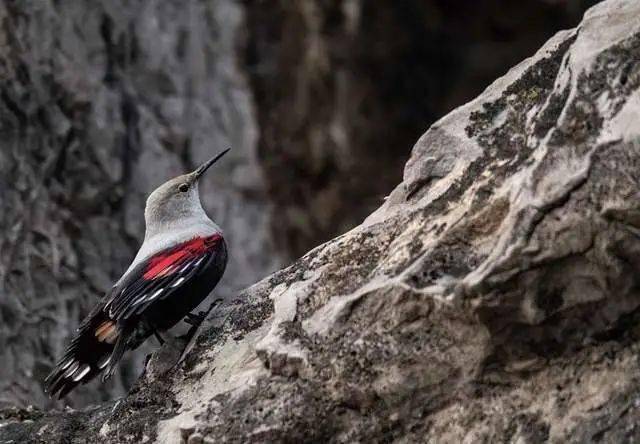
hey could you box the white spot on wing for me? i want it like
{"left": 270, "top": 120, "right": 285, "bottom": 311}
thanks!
{"left": 72, "top": 364, "right": 91, "bottom": 382}
{"left": 193, "top": 257, "right": 205, "bottom": 267}
{"left": 60, "top": 358, "right": 74, "bottom": 371}
{"left": 148, "top": 288, "right": 164, "bottom": 301}
{"left": 171, "top": 277, "right": 185, "bottom": 288}
{"left": 132, "top": 294, "right": 148, "bottom": 306}
{"left": 98, "top": 355, "right": 111, "bottom": 369}
{"left": 179, "top": 261, "right": 193, "bottom": 273}
{"left": 63, "top": 361, "right": 79, "bottom": 378}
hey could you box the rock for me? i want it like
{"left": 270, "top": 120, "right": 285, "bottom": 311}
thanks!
{"left": 4, "top": 0, "right": 640, "bottom": 442}
{"left": 186, "top": 432, "right": 204, "bottom": 444}
{"left": 0, "top": 0, "right": 592, "bottom": 410}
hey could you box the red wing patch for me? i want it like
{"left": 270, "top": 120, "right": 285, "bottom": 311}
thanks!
{"left": 105, "top": 233, "right": 225, "bottom": 321}
{"left": 143, "top": 234, "right": 221, "bottom": 279}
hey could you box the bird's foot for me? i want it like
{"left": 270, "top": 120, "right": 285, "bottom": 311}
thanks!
{"left": 178, "top": 315, "right": 205, "bottom": 345}
{"left": 177, "top": 299, "right": 223, "bottom": 363}
{"left": 183, "top": 311, "right": 207, "bottom": 326}
{"left": 153, "top": 330, "right": 166, "bottom": 345}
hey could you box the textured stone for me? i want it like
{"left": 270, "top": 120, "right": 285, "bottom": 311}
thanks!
{"left": 0, "top": 0, "right": 593, "bottom": 411}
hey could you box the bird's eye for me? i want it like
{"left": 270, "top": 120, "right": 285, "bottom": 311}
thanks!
{"left": 178, "top": 183, "right": 189, "bottom": 193}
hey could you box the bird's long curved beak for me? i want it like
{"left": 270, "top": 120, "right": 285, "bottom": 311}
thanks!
{"left": 193, "top": 148, "right": 231, "bottom": 180}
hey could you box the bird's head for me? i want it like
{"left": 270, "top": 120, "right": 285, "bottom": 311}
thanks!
{"left": 143, "top": 148, "right": 230, "bottom": 237}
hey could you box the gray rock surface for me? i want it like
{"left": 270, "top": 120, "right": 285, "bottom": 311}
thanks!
{"left": 0, "top": 0, "right": 591, "bottom": 412}
{"left": 3, "top": 0, "right": 640, "bottom": 442}
{"left": 0, "top": 0, "right": 281, "bottom": 408}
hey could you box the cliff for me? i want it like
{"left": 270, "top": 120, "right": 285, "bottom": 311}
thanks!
{"left": 0, "top": 0, "right": 590, "bottom": 410}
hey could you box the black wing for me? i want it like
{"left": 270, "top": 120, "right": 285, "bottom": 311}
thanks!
{"left": 45, "top": 235, "right": 225, "bottom": 398}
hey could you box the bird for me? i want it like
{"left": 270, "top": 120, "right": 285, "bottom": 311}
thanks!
{"left": 44, "top": 148, "right": 230, "bottom": 399}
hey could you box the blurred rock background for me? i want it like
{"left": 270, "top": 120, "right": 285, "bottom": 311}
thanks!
{"left": 0, "top": 0, "right": 597, "bottom": 408}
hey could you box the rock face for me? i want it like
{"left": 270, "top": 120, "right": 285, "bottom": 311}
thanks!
{"left": 0, "top": 0, "right": 592, "bottom": 411}
{"left": 4, "top": 0, "right": 640, "bottom": 442}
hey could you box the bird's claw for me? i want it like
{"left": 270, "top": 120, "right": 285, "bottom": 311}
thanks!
{"left": 183, "top": 311, "right": 207, "bottom": 326}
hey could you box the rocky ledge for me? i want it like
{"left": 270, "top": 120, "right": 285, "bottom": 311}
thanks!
{"left": 3, "top": 0, "right": 640, "bottom": 442}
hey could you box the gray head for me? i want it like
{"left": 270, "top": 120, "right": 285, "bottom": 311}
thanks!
{"left": 143, "top": 149, "right": 229, "bottom": 240}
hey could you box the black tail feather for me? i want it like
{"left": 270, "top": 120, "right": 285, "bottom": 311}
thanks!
{"left": 45, "top": 309, "right": 128, "bottom": 399}
{"left": 102, "top": 325, "right": 130, "bottom": 382}
{"left": 45, "top": 343, "right": 113, "bottom": 400}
